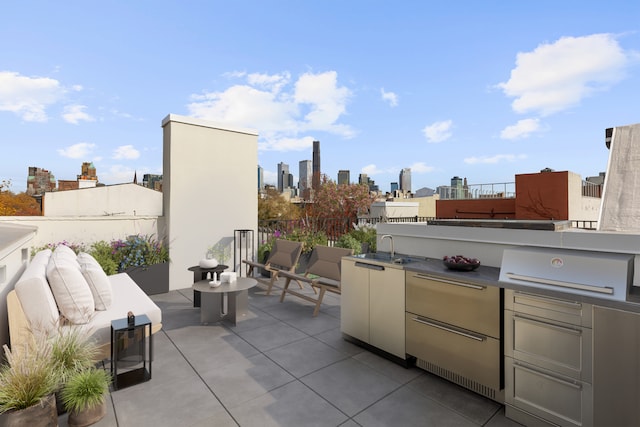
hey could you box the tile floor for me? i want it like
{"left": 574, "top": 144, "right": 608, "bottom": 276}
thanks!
{"left": 58, "top": 281, "right": 523, "bottom": 427}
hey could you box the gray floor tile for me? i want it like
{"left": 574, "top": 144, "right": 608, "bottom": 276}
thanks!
{"left": 354, "top": 386, "right": 478, "bottom": 427}
{"left": 485, "top": 407, "right": 525, "bottom": 427}
{"left": 282, "top": 310, "right": 341, "bottom": 335}
{"left": 313, "top": 328, "right": 366, "bottom": 357}
{"left": 199, "top": 353, "right": 295, "bottom": 407}
{"left": 408, "top": 371, "right": 502, "bottom": 425}
{"left": 110, "top": 374, "right": 228, "bottom": 427}
{"left": 229, "top": 380, "right": 348, "bottom": 427}
{"left": 301, "top": 358, "right": 402, "bottom": 417}
{"left": 221, "top": 306, "right": 280, "bottom": 333}
{"left": 352, "top": 351, "right": 422, "bottom": 385}
{"left": 265, "top": 336, "right": 348, "bottom": 378}
{"left": 235, "top": 322, "right": 308, "bottom": 352}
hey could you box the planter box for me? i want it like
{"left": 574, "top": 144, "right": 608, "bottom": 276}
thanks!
{"left": 123, "top": 263, "right": 169, "bottom": 295}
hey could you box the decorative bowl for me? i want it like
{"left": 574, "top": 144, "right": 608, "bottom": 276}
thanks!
{"left": 199, "top": 258, "right": 218, "bottom": 268}
{"left": 442, "top": 255, "right": 480, "bottom": 271}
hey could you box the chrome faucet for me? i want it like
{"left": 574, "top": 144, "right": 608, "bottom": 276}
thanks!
{"left": 381, "top": 235, "right": 394, "bottom": 258}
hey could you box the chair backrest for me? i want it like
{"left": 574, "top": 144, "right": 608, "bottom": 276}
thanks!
{"left": 267, "top": 239, "right": 303, "bottom": 270}
{"left": 305, "top": 246, "right": 354, "bottom": 281}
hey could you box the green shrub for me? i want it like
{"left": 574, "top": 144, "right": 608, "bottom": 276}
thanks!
{"left": 335, "top": 234, "right": 363, "bottom": 255}
{"left": 88, "top": 241, "right": 118, "bottom": 275}
{"left": 61, "top": 368, "right": 111, "bottom": 413}
{"left": 286, "top": 228, "right": 328, "bottom": 254}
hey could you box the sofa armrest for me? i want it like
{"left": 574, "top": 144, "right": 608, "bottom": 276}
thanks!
{"left": 7, "top": 289, "right": 32, "bottom": 353}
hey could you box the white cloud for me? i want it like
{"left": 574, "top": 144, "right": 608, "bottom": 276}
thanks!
{"left": 422, "top": 120, "right": 453, "bottom": 143}
{"left": 361, "top": 164, "right": 384, "bottom": 175}
{"left": 57, "top": 142, "right": 96, "bottom": 159}
{"left": 500, "top": 118, "right": 541, "bottom": 140}
{"left": 188, "top": 70, "right": 354, "bottom": 151}
{"left": 0, "top": 71, "right": 65, "bottom": 122}
{"left": 101, "top": 164, "right": 138, "bottom": 184}
{"left": 258, "top": 136, "right": 314, "bottom": 152}
{"left": 62, "top": 104, "right": 95, "bottom": 124}
{"left": 497, "top": 33, "right": 631, "bottom": 116}
{"left": 464, "top": 154, "right": 527, "bottom": 164}
{"left": 262, "top": 170, "right": 278, "bottom": 185}
{"left": 409, "top": 162, "right": 435, "bottom": 173}
{"left": 381, "top": 88, "right": 398, "bottom": 107}
{"left": 112, "top": 145, "right": 140, "bottom": 160}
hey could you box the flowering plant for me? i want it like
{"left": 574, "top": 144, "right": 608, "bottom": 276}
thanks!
{"left": 110, "top": 234, "right": 169, "bottom": 272}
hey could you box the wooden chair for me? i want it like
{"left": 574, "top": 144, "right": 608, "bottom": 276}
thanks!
{"left": 278, "top": 245, "right": 354, "bottom": 316}
{"left": 242, "top": 239, "right": 303, "bottom": 295}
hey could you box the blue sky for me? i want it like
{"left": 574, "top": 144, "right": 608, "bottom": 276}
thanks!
{"left": 2, "top": 1, "right": 639, "bottom": 193}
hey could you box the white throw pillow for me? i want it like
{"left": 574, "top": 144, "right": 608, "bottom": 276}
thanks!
{"left": 77, "top": 252, "right": 113, "bottom": 310}
{"left": 53, "top": 244, "right": 78, "bottom": 261}
{"left": 46, "top": 255, "right": 95, "bottom": 324}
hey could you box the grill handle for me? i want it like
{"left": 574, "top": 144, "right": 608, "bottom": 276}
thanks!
{"left": 505, "top": 272, "right": 614, "bottom": 295}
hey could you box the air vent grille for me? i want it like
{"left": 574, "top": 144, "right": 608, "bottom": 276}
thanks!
{"left": 416, "top": 358, "right": 500, "bottom": 401}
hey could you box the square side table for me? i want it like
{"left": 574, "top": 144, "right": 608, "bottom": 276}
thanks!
{"left": 111, "top": 313, "right": 153, "bottom": 390}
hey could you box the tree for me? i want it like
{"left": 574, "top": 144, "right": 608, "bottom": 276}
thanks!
{"left": 258, "top": 187, "right": 301, "bottom": 221}
{"left": 0, "top": 181, "right": 42, "bottom": 216}
{"left": 307, "top": 175, "right": 375, "bottom": 220}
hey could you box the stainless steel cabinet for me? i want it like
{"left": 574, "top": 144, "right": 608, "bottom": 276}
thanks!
{"left": 341, "top": 259, "right": 406, "bottom": 359}
{"left": 504, "top": 289, "right": 593, "bottom": 427}
{"left": 405, "top": 272, "right": 502, "bottom": 402}
{"left": 593, "top": 305, "right": 640, "bottom": 427}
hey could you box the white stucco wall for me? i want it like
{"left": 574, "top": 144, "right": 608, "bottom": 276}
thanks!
{"left": 370, "top": 201, "right": 419, "bottom": 219}
{"left": 162, "top": 114, "right": 258, "bottom": 291}
{"left": 44, "top": 183, "right": 163, "bottom": 217}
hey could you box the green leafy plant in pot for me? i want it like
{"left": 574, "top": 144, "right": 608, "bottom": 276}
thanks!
{"left": 61, "top": 367, "right": 111, "bottom": 427}
{"left": 0, "top": 335, "right": 60, "bottom": 426}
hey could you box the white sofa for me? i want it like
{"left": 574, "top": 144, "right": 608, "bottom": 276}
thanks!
{"left": 7, "top": 246, "right": 163, "bottom": 360}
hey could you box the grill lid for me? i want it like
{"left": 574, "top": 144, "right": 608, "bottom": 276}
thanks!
{"left": 499, "top": 246, "right": 633, "bottom": 301}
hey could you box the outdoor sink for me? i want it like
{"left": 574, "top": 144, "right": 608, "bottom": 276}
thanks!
{"left": 355, "top": 253, "right": 414, "bottom": 265}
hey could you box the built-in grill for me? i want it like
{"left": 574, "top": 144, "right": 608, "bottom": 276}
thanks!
{"left": 499, "top": 246, "right": 634, "bottom": 301}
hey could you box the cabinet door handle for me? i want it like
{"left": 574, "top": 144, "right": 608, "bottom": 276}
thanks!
{"left": 513, "top": 361, "right": 582, "bottom": 390}
{"left": 355, "top": 262, "right": 384, "bottom": 271}
{"left": 414, "top": 274, "right": 485, "bottom": 290}
{"left": 412, "top": 316, "right": 486, "bottom": 341}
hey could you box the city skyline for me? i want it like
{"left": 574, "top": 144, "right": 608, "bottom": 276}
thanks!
{"left": 1, "top": 2, "right": 639, "bottom": 194}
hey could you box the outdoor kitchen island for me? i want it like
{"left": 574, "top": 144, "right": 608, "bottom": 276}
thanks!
{"left": 340, "top": 220, "right": 640, "bottom": 427}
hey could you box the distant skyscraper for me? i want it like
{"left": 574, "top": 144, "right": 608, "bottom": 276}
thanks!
{"left": 299, "top": 160, "right": 312, "bottom": 200}
{"left": 312, "top": 140, "right": 321, "bottom": 193}
{"left": 257, "top": 165, "right": 264, "bottom": 190}
{"left": 390, "top": 182, "right": 399, "bottom": 192}
{"left": 451, "top": 175, "right": 463, "bottom": 199}
{"left": 277, "top": 162, "right": 289, "bottom": 193}
{"left": 338, "top": 170, "right": 350, "bottom": 185}
{"left": 358, "top": 173, "right": 368, "bottom": 186}
{"left": 399, "top": 168, "right": 411, "bottom": 193}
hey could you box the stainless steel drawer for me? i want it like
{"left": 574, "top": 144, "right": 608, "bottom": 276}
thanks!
{"left": 505, "top": 289, "right": 592, "bottom": 327}
{"left": 406, "top": 272, "right": 501, "bottom": 338}
{"left": 406, "top": 312, "right": 501, "bottom": 390}
{"left": 505, "top": 311, "right": 592, "bottom": 382}
{"left": 505, "top": 357, "right": 593, "bottom": 427}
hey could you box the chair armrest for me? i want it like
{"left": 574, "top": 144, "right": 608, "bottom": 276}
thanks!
{"left": 278, "top": 270, "right": 313, "bottom": 283}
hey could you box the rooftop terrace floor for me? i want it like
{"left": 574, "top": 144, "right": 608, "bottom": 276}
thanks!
{"left": 59, "top": 281, "right": 522, "bottom": 427}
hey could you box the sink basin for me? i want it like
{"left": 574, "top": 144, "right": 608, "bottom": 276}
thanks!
{"left": 355, "top": 253, "right": 414, "bottom": 265}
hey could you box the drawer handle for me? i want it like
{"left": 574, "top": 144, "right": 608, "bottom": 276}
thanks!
{"left": 512, "top": 291, "right": 583, "bottom": 310}
{"left": 354, "top": 262, "right": 385, "bottom": 271}
{"left": 506, "top": 272, "right": 614, "bottom": 295}
{"left": 513, "top": 314, "right": 582, "bottom": 336}
{"left": 412, "top": 316, "right": 485, "bottom": 341}
{"left": 414, "top": 274, "right": 485, "bottom": 290}
{"left": 513, "top": 361, "right": 582, "bottom": 390}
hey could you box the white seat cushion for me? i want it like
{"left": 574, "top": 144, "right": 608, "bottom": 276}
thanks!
{"left": 77, "top": 252, "right": 113, "bottom": 311}
{"left": 46, "top": 255, "right": 95, "bottom": 325}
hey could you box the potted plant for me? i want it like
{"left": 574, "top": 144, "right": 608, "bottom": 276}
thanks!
{"left": 0, "top": 336, "right": 60, "bottom": 426}
{"left": 335, "top": 233, "right": 364, "bottom": 255}
{"left": 61, "top": 368, "right": 111, "bottom": 427}
{"left": 50, "top": 328, "right": 99, "bottom": 415}
{"left": 110, "top": 234, "right": 170, "bottom": 295}
{"left": 336, "top": 223, "right": 377, "bottom": 254}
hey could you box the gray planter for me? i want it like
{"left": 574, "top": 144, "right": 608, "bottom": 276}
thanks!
{"left": 123, "top": 263, "right": 169, "bottom": 295}
{"left": 0, "top": 393, "right": 57, "bottom": 427}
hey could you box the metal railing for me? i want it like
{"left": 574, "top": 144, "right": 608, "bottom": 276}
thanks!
{"left": 437, "top": 182, "right": 516, "bottom": 199}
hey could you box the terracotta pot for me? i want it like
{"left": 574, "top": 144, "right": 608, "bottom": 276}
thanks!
{"left": 0, "top": 393, "right": 57, "bottom": 427}
{"left": 67, "top": 399, "right": 107, "bottom": 427}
